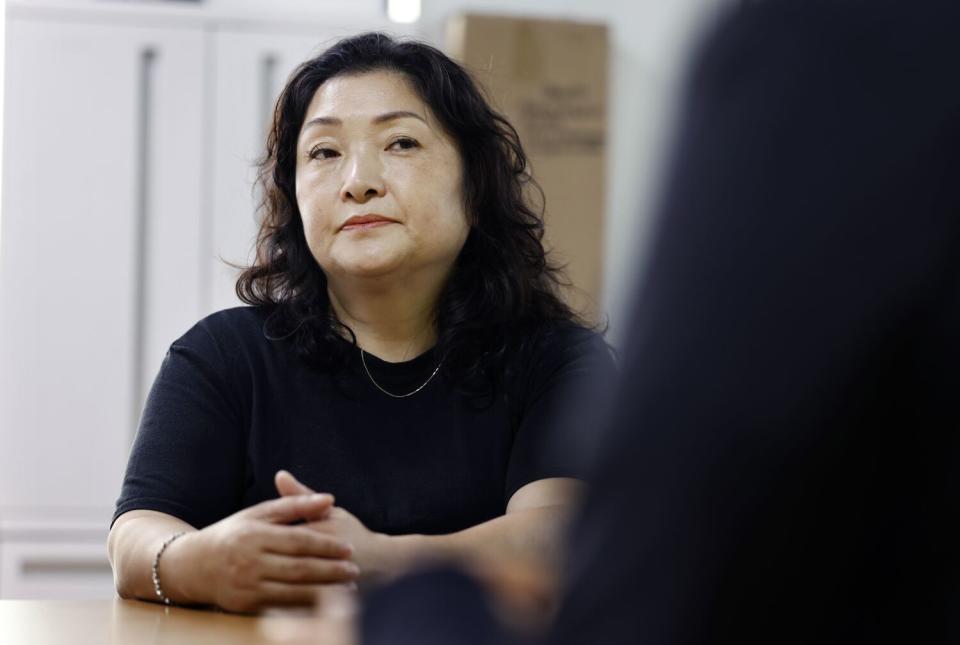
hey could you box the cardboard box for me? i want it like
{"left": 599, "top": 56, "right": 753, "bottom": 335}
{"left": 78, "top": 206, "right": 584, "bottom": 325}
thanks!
{"left": 447, "top": 14, "right": 608, "bottom": 322}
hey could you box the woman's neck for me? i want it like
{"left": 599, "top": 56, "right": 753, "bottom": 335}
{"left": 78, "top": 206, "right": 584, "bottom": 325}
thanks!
{"left": 327, "top": 277, "right": 440, "bottom": 363}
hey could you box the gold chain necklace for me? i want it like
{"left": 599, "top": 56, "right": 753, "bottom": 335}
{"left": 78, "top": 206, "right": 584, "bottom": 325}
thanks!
{"left": 360, "top": 349, "right": 441, "bottom": 399}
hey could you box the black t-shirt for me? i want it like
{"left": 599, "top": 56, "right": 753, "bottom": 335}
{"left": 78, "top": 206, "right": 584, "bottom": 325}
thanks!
{"left": 113, "top": 306, "right": 613, "bottom": 535}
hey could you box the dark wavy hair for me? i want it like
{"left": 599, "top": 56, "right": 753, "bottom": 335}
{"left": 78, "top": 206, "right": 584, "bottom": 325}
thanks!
{"left": 237, "top": 32, "right": 581, "bottom": 390}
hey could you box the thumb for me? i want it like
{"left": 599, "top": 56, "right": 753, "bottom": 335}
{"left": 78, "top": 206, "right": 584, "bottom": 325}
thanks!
{"left": 275, "top": 469, "right": 317, "bottom": 497}
{"left": 248, "top": 493, "right": 333, "bottom": 524}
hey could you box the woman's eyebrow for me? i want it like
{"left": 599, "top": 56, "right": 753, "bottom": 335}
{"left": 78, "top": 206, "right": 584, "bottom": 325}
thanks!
{"left": 302, "top": 110, "right": 427, "bottom": 132}
{"left": 371, "top": 110, "right": 426, "bottom": 125}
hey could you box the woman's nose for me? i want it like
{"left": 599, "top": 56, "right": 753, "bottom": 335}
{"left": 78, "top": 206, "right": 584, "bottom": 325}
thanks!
{"left": 340, "top": 152, "right": 385, "bottom": 203}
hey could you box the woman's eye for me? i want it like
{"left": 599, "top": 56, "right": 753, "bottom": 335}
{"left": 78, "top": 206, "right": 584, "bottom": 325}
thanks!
{"left": 309, "top": 147, "right": 339, "bottom": 160}
{"left": 389, "top": 137, "right": 419, "bottom": 151}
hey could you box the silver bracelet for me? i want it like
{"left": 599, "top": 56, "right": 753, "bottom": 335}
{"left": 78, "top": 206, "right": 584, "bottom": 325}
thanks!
{"left": 152, "top": 532, "right": 186, "bottom": 605}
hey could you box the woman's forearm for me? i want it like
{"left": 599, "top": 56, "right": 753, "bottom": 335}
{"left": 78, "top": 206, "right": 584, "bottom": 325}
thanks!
{"left": 375, "top": 505, "right": 576, "bottom": 582}
{"left": 109, "top": 496, "right": 353, "bottom": 613}
{"left": 107, "top": 510, "right": 201, "bottom": 604}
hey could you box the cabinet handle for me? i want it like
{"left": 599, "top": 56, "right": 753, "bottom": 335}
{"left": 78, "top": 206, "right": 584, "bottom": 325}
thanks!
{"left": 20, "top": 559, "right": 113, "bottom": 579}
{"left": 132, "top": 47, "right": 158, "bottom": 440}
{"left": 260, "top": 53, "right": 279, "bottom": 142}
{"left": 250, "top": 53, "right": 279, "bottom": 231}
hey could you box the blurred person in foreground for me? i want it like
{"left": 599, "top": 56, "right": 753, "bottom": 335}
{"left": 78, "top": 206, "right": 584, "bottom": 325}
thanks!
{"left": 357, "top": 0, "right": 960, "bottom": 643}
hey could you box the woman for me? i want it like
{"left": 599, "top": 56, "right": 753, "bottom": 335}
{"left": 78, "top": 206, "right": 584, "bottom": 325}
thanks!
{"left": 107, "top": 32, "right": 614, "bottom": 614}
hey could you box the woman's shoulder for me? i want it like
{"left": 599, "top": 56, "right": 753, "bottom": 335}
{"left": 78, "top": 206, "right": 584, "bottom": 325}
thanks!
{"left": 178, "top": 305, "right": 269, "bottom": 341}
{"left": 195, "top": 304, "right": 272, "bottom": 334}
{"left": 508, "top": 318, "right": 616, "bottom": 383}
{"left": 170, "top": 305, "right": 276, "bottom": 362}
{"left": 525, "top": 319, "right": 612, "bottom": 358}
{"left": 497, "top": 319, "right": 616, "bottom": 423}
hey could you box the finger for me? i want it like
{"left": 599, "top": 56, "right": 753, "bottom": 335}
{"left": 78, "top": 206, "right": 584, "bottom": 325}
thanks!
{"left": 275, "top": 469, "right": 318, "bottom": 497}
{"left": 246, "top": 494, "right": 334, "bottom": 524}
{"left": 259, "top": 524, "right": 353, "bottom": 559}
{"left": 259, "top": 553, "right": 360, "bottom": 584}
{"left": 257, "top": 581, "right": 324, "bottom": 608}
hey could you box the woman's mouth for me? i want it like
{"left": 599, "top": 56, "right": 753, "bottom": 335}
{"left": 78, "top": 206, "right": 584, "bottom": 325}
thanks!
{"left": 340, "top": 214, "right": 397, "bottom": 231}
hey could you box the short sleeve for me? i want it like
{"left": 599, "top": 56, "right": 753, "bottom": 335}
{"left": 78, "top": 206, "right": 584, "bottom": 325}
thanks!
{"left": 111, "top": 321, "right": 249, "bottom": 529}
{"left": 504, "top": 326, "right": 617, "bottom": 503}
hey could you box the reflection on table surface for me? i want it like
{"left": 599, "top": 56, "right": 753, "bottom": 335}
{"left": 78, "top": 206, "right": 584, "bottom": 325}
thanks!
{"left": 0, "top": 598, "right": 355, "bottom": 645}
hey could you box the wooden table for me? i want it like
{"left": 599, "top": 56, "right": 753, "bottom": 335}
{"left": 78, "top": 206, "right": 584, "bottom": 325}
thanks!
{"left": 0, "top": 599, "right": 355, "bottom": 645}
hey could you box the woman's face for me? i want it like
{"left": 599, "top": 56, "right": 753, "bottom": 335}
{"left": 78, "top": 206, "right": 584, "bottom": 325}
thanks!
{"left": 295, "top": 70, "right": 469, "bottom": 285}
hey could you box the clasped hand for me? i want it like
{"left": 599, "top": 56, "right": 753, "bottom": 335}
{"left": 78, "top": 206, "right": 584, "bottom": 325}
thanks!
{"left": 165, "top": 474, "right": 368, "bottom": 613}
{"left": 274, "top": 469, "right": 391, "bottom": 586}
{"left": 164, "top": 470, "right": 385, "bottom": 613}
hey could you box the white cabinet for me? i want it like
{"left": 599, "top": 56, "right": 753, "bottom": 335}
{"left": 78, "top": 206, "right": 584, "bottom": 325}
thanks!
{"left": 0, "top": 2, "right": 403, "bottom": 598}
{"left": 0, "top": 10, "right": 206, "bottom": 600}
{"left": 0, "top": 15, "right": 206, "bottom": 510}
{"left": 0, "top": 513, "right": 114, "bottom": 599}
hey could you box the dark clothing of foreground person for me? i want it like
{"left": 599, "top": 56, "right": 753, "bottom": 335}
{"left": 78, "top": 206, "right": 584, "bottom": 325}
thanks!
{"left": 363, "top": 0, "right": 960, "bottom": 642}
{"left": 554, "top": 0, "right": 960, "bottom": 642}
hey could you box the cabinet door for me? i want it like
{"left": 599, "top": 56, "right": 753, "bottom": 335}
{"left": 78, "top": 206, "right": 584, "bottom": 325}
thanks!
{"left": 0, "top": 16, "right": 205, "bottom": 510}
{"left": 207, "top": 29, "right": 325, "bottom": 314}
{"left": 206, "top": 20, "right": 406, "bottom": 314}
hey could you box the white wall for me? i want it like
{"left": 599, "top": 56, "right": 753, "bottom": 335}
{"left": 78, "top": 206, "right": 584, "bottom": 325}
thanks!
{"left": 421, "top": 0, "right": 725, "bottom": 345}
{"left": 0, "top": 0, "right": 7, "bottom": 280}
